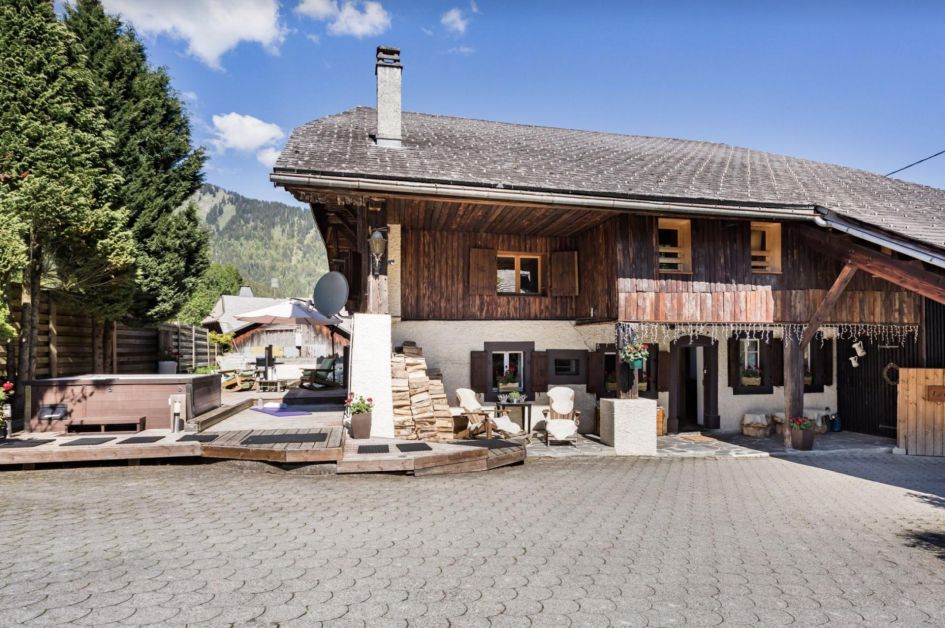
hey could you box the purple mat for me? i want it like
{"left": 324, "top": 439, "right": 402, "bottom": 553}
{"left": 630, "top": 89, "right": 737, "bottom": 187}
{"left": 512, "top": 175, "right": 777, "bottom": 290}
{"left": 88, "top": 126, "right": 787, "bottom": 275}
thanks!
{"left": 251, "top": 407, "right": 311, "bottom": 417}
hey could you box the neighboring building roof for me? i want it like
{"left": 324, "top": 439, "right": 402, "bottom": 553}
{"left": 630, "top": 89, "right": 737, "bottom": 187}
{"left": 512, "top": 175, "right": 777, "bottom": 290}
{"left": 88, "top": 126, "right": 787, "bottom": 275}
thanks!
{"left": 202, "top": 294, "right": 283, "bottom": 335}
{"left": 275, "top": 106, "right": 945, "bottom": 251}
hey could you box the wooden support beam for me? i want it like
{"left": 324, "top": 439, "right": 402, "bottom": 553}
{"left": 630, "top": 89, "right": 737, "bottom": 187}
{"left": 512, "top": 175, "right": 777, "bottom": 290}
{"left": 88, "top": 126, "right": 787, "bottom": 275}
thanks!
{"left": 782, "top": 338, "right": 804, "bottom": 448}
{"left": 800, "top": 263, "right": 858, "bottom": 349}
{"left": 797, "top": 225, "right": 945, "bottom": 305}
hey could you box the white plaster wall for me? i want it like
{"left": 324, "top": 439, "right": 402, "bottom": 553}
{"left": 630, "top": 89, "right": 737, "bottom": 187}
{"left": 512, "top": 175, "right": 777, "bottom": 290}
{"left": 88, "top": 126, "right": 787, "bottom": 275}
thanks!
{"left": 392, "top": 320, "right": 838, "bottom": 435}
{"left": 349, "top": 313, "right": 394, "bottom": 437}
{"left": 388, "top": 224, "right": 402, "bottom": 319}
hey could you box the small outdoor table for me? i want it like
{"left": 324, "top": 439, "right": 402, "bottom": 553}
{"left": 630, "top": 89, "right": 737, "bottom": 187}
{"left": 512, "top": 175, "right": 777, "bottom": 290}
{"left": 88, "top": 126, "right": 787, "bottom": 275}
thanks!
{"left": 495, "top": 400, "right": 534, "bottom": 432}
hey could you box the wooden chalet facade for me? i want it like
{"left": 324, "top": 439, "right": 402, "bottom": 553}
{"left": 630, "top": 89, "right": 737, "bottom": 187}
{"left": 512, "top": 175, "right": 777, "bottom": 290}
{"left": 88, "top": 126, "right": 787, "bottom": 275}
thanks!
{"left": 273, "top": 47, "right": 945, "bottom": 438}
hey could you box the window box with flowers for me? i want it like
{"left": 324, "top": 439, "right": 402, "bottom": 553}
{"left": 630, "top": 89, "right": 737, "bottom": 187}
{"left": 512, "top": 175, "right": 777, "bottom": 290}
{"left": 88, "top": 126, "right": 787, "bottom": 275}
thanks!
{"left": 498, "top": 367, "right": 520, "bottom": 393}
{"left": 741, "top": 367, "right": 762, "bottom": 387}
{"left": 346, "top": 394, "right": 374, "bottom": 439}
{"left": 0, "top": 381, "right": 13, "bottom": 439}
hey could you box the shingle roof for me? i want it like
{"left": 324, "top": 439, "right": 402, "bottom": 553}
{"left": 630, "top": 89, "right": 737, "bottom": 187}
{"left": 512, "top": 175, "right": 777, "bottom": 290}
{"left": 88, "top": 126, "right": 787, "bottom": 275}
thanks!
{"left": 275, "top": 106, "right": 945, "bottom": 251}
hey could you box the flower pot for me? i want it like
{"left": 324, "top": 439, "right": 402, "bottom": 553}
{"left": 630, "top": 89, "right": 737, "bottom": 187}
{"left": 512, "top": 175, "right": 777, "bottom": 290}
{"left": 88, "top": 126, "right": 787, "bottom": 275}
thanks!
{"left": 158, "top": 360, "right": 178, "bottom": 375}
{"left": 630, "top": 359, "right": 644, "bottom": 370}
{"left": 791, "top": 429, "right": 814, "bottom": 451}
{"left": 350, "top": 411, "right": 372, "bottom": 439}
{"left": 498, "top": 382, "right": 519, "bottom": 393}
{"left": 742, "top": 376, "right": 762, "bottom": 386}
{"left": 637, "top": 382, "right": 648, "bottom": 392}
{"left": 605, "top": 381, "right": 618, "bottom": 392}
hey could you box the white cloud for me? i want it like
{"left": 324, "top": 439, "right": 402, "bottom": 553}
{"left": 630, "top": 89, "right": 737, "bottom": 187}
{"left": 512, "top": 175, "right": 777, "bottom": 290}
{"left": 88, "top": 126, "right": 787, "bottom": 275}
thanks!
{"left": 211, "top": 113, "right": 284, "bottom": 153}
{"left": 441, "top": 7, "right": 467, "bottom": 34}
{"left": 296, "top": 0, "right": 391, "bottom": 38}
{"left": 256, "top": 147, "right": 282, "bottom": 168}
{"left": 305, "top": 32, "right": 321, "bottom": 44}
{"left": 100, "top": 0, "right": 285, "bottom": 69}
{"left": 470, "top": 0, "right": 480, "bottom": 14}
{"left": 181, "top": 91, "right": 198, "bottom": 102}
{"left": 421, "top": 26, "right": 434, "bottom": 36}
{"left": 447, "top": 46, "right": 476, "bottom": 55}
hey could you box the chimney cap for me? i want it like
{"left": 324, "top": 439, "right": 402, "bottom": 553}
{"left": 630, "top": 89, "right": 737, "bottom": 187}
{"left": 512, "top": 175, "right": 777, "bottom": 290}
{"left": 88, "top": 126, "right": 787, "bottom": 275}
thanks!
{"left": 376, "top": 45, "right": 402, "bottom": 70}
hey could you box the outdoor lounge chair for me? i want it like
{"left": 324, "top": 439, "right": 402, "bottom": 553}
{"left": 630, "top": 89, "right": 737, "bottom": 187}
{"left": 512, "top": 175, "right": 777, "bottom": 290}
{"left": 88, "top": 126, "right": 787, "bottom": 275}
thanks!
{"left": 455, "top": 389, "right": 525, "bottom": 439}
{"left": 300, "top": 355, "right": 343, "bottom": 389}
{"left": 541, "top": 386, "right": 581, "bottom": 445}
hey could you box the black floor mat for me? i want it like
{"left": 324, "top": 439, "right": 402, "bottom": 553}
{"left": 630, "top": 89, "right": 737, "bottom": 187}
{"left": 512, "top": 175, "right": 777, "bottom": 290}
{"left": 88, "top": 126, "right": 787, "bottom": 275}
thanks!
{"left": 241, "top": 433, "right": 328, "bottom": 446}
{"left": 178, "top": 434, "right": 219, "bottom": 443}
{"left": 118, "top": 436, "right": 164, "bottom": 445}
{"left": 397, "top": 442, "right": 432, "bottom": 453}
{"left": 357, "top": 445, "right": 389, "bottom": 454}
{"left": 61, "top": 437, "right": 115, "bottom": 447}
{"left": 0, "top": 439, "right": 54, "bottom": 448}
{"left": 452, "top": 439, "right": 518, "bottom": 450}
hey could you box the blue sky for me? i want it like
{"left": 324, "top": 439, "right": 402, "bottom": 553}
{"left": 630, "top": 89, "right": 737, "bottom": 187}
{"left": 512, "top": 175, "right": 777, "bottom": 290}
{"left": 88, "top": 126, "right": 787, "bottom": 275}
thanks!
{"left": 93, "top": 0, "right": 945, "bottom": 206}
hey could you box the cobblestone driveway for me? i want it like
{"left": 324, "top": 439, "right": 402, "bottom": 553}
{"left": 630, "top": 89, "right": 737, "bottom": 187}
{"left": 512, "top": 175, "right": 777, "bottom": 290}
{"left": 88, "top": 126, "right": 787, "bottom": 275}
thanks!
{"left": 3, "top": 454, "right": 945, "bottom": 626}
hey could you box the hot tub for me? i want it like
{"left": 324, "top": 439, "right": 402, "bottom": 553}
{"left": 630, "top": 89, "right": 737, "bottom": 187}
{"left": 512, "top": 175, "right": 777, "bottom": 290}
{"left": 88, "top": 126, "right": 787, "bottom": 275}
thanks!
{"left": 28, "top": 374, "right": 221, "bottom": 432}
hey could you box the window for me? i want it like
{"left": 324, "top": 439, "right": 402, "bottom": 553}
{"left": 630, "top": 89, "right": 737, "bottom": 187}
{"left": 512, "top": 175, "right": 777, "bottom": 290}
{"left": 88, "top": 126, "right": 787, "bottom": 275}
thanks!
{"left": 497, "top": 253, "right": 542, "bottom": 295}
{"left": 658, "top": 218, "right": 692, "bottom": 273}
{"left": 739, "top": 338, "right": 762, "bottom": 386}
{"left": 492, "top": 351, "right": 524, "bottom": 391}
{"left": 750, "top": 222, "right": 782, "bottom": 273}
{"left": 547, "top": 349, "right": 587, "bottom": 385}
{"left": 554, "top": 358, "right": 579, "bottom": 377}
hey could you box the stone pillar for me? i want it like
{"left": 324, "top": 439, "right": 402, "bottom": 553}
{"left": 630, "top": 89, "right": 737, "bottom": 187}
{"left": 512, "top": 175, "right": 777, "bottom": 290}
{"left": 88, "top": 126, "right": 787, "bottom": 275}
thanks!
{"left": 599, "top": 398, "right": 658, "bottom": 456}
{"left": 349, "top": 313, "right": 394, "bottom": 438}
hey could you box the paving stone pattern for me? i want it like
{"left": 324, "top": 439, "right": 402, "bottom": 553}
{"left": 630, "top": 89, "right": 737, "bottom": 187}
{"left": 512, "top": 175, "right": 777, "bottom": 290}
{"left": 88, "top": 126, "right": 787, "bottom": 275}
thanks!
{"left": 3, "top": 454, "right": 945, "bottom": 626}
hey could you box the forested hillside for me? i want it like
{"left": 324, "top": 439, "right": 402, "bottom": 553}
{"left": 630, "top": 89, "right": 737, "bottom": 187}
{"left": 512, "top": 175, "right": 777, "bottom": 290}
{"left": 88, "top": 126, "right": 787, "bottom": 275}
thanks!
{"left": 187, "top": 184, "right": 328, "bottom": 298}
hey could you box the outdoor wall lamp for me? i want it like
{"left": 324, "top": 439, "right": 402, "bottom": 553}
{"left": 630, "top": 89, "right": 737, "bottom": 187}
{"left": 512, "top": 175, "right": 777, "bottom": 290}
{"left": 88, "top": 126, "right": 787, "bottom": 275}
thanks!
{"left": 369, "top": 229, "right": 387, "bottom": 277}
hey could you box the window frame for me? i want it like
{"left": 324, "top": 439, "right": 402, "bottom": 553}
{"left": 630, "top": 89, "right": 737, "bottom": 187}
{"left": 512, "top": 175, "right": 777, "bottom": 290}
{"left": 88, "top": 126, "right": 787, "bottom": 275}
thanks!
{"left": 657, "top": 218, "right": 693, "bottom": 274}
{"left": 730, "top": 332, "right": 774, "bottom": 395}
{"left": 496, "top": 251, "right": 544, "bottom": 296}
{"left": 546, "top": 349, "right": 587, "bottom": 386}
{"left": 750, "top": 222, "right": 782, "bottom": 274}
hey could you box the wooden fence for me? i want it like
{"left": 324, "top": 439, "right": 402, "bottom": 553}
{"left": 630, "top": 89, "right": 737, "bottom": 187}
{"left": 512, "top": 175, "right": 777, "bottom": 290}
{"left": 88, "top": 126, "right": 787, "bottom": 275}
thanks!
{"left": 897, "top": 368, "right": 945, "bottom": 456}
{"left": 2, "top": 289, "right": 216, "bottom": 380}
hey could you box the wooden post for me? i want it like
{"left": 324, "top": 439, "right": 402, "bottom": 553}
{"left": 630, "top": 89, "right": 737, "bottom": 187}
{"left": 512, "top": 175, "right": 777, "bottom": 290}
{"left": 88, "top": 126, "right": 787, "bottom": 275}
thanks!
{"left": 48, "top": 299, "right": 57, "bottom": 378}
{"left": 110, "top": 322, "right": 118, "bottom": 373}
{"left": 191, "top": 325, "right": 196, "bottom": 372}
{"left": 783, "top": 336, "right": 804, "bottom": 447}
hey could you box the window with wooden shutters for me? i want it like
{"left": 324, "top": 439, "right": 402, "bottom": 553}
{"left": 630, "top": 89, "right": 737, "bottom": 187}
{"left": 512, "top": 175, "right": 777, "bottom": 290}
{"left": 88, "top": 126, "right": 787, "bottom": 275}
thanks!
{"left": 750, "top": 222, "right": 782, "bottom": 273}
{"left": 805, "top": 336, "right": 834, "bottom": 393}
{"left": 658, "top": 218, "right": 692, "bottom": 273}
{"left": 638, "top": 344, "right": 659, "bottom": 400}
{"left": 469, "top": 351, "right": 488, "bottom": 393}
{"left": 728, "top": 333, "right": 774, "bottom": 395}
{"left": 496, "top": 252, "right": 542, "bottom": 295}
{"left": 469, "top": 248, "right": 497, "bottom": 295}
{"left": 547, "top": 349, "right": 587, "bottom": 386}
{"left": 550, "top": 251, "right": 579, "bottom": 297}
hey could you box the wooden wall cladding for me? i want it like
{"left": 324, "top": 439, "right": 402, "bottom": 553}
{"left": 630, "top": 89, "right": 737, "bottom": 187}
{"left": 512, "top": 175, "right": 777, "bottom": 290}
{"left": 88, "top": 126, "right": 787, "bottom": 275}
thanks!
{"left": 401, "top": 228, "right": 590, "bottom": 320}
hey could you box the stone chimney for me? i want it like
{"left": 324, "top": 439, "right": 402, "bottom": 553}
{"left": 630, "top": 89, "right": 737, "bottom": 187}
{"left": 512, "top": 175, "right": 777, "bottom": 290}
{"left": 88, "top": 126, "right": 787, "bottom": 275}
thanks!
{"left": 375, "top": 46, "right": 402, "bottom": 148}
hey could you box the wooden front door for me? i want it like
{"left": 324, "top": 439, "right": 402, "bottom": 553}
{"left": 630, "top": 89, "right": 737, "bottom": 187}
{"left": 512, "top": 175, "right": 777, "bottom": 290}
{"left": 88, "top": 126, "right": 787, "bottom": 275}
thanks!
{"left": 668, "top": 336, "right": 720, "bottom": 431}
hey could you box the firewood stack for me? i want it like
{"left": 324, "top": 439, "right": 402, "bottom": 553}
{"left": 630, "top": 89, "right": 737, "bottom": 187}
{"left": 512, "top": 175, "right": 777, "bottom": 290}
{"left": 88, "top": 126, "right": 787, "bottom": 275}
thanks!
{"left": 391, "top": 342, "right": 455, "bottom": 441}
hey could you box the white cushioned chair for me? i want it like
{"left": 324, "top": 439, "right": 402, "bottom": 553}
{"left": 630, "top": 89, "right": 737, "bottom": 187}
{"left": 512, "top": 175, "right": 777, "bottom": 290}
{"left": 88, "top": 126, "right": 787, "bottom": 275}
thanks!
{"left": 541, "top": 386, "right": 581, "bottom": 445}
{"left": 455, "top": 389, "right": 524, "bottom": 439}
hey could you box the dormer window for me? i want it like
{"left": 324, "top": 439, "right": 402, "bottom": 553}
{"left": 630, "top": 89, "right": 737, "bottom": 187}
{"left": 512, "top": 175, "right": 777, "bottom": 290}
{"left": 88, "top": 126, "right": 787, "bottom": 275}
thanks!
{"left": 750, "top": 222, "right": 782, "bottom": 273}
{"left": 658, "top": 218, "right": 692, "bottom": 273}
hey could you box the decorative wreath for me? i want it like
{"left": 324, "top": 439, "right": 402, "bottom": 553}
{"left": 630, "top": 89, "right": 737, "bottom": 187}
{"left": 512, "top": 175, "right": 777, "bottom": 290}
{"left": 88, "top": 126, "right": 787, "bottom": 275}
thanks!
{"left": 882, "top": 362, "right": 900, "bottom": 386}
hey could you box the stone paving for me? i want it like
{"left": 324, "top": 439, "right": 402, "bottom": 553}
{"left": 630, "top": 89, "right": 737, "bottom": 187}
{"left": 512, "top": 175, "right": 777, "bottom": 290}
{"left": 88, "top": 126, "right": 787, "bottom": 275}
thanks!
{"left": 4, "top": 453, "right": 945, "bottom": 626}
{"left": 526, "top": 433, "right": 767, "bottom": 458}
{"left": 718, "top": 431, "right": 897, "bottom": 456}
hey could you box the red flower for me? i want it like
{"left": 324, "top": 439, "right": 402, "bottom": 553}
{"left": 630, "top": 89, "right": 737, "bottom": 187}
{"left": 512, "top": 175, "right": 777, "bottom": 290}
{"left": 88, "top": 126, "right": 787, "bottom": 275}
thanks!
{"left": 2, "top": 382, "right": 12, "bottom": 392}
{"left": 367, "top": 397, "right": 373, "bottom": 403}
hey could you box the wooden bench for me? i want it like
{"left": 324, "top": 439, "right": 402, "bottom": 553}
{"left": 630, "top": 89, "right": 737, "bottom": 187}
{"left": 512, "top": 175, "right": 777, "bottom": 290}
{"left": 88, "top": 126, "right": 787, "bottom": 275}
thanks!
{"left": 66, "top": 416, "right": 146, "bottom": 433}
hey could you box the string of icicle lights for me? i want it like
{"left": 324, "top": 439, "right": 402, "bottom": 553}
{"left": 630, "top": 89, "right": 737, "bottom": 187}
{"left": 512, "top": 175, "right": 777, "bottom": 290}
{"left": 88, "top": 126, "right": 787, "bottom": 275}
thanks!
{"left": 616, "top": 321, "right": 919, "bottom": 348}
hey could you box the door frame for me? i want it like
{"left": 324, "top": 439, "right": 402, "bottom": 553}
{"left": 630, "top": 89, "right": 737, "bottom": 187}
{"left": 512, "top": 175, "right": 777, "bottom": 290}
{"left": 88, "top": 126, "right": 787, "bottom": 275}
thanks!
{"left": 668, "top": 335, "right": 720, "bottom": 430}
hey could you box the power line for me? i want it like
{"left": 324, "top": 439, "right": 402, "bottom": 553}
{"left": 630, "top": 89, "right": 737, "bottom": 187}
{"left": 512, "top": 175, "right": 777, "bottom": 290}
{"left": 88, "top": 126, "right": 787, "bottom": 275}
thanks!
{"left": 885, "top": 148, "right": 945, "bottom": 177}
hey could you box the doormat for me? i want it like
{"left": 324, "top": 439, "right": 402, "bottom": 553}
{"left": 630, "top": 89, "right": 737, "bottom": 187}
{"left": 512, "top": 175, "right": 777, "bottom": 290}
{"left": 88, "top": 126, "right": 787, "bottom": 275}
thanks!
{"left": 241, "top": 433, "right": 328, "bottom": 445}
{"left": 357, "top": 445, "right": 389, "bottom": 454}
{"left": 396, "top": 442, "right": 432, "bottom": 453}
{"left": 679, "top": 433, "right": 716, "bottom": 443}
{"left": 0, "top": 439, "right": 54, "bottom": 448}
{"left": 60, "top": 437, "right": 116, "bottom": 447}
{"left": 451, "top": 439, "right": 518, "bottom": 450}
{"left": 178, "top": 434, "right": 219, "bottom": 443}
{"left": 251, "top": 407, "right": 311, "bottom": 418}
{"left": 118, "top": 436, "right": 164, "bottom": 445}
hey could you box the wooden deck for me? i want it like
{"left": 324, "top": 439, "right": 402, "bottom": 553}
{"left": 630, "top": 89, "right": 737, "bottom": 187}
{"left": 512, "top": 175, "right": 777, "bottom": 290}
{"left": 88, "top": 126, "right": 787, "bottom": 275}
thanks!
{"left": 0, "top": 429, "right": 525, "bottom": 474}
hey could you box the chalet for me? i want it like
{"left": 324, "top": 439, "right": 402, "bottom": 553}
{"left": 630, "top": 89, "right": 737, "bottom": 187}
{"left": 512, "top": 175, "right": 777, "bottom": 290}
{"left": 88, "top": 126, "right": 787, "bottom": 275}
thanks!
{"left": 272, "top": 47, "right": 945, "bottom": 439}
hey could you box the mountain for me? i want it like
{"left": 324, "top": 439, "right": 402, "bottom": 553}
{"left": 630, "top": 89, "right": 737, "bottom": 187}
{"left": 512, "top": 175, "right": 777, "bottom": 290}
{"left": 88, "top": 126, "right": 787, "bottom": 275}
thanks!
{"left": 187, "top": 184, "right": 328, "bottom": 298}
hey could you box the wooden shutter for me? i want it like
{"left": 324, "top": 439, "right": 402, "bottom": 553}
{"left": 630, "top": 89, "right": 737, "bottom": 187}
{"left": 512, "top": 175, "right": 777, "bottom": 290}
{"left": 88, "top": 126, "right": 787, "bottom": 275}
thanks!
{"left": 767, "top": 339, "right": 785, "bottom": 386}
{"left": 530, "top": 351, "right": 548, "bottom": 395}
{"left": 549, "top": 251, "right": 579, "bottom": 297}
{"left": 470, "top": 351, "right": 488, "bottom": 393}
{"left": 727, "top": 336, "right": 739, "bottom": 387}
{"left": 813, "top": 338, "right": 834, "bottom": 387}
{"left": 657, "top": 350, "right": 671, "bottom": 393}
{"left": 469, "top": 248, "right": 496, "bottom": 295}
{"left": 587, "top": 350, "right": 604, "bottom": 395}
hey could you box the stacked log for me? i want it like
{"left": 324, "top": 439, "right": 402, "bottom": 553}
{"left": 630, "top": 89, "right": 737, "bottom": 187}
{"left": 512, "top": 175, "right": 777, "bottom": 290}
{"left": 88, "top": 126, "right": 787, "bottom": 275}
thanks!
{"left": 390, "top": 354, "right": 415, "bottom": 439}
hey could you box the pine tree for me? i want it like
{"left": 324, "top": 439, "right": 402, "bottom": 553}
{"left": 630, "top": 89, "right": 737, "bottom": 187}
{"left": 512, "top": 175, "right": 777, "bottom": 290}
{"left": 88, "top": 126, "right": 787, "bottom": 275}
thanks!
{"left": 64, "top": 0, "right": 209, "bottom": 323}
{"left": 0, "top": 0, "right": 137, "bottom": 407}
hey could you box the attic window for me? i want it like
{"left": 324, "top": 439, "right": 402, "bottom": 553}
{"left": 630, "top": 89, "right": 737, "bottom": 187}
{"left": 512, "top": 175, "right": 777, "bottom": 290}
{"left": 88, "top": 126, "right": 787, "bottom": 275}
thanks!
{"left": 658, "top": 218, "right": 692, "bottom": 274}
{"left": 497, "top": 253, "right": 542, "bottom": 295}
{"left": 750, "top": 222, "right": 782, "bottom": 273}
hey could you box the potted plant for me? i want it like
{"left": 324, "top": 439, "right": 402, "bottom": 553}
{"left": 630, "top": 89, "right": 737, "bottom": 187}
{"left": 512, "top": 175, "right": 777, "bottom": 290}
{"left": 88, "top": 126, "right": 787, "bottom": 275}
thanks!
{"left": 507, "top": 390, "right": 522, "bottom": 403}
{"left": 790, "top": 415, "right": 815, "bottom": 450}
{"left": 619, "top": 343, "right": 649, "bottom": 370}
{"left": 498, "top": 367, "right": 519, "bottom": 392}
{"left": 0, "top": 381, "right": 12, "bottom": 439}
{"left": 741, "top": 366, "right": 762, "bottom": 386}
{"left": 346, "top": 394, "right": 374, "bottom": 439}
{"left": 158, "top": 349, "right": 180, "bottom": 375}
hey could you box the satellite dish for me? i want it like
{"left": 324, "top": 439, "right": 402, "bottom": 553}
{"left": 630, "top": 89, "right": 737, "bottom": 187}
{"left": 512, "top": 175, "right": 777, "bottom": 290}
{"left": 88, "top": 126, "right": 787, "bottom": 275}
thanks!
{"left": 313, "top": 272, "right": 349, "bottom": 318}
